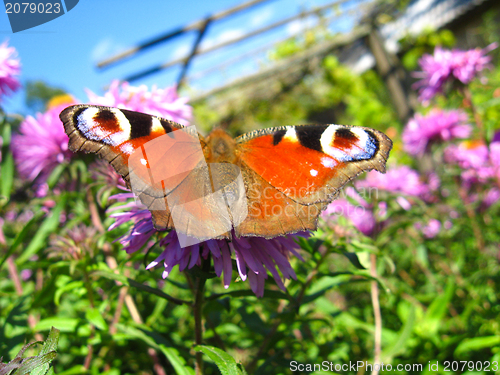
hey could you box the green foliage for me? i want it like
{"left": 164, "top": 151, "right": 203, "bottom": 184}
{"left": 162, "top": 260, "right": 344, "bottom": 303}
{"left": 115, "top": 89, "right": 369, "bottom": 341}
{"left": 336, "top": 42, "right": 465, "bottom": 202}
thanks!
{"left": 322, "top": 56, "right": 400, "bottom": 129}
{"left": 0, "top": 327, "right": 59, "bottom": 375}
{"left": 25, "top": 80, "right": 67, "bottom": 113}
{"left": 2, "top": 23, "right": 500, "bottom": 375}
{"left": 400, "top": 28, "right": 456, "bottom": 70}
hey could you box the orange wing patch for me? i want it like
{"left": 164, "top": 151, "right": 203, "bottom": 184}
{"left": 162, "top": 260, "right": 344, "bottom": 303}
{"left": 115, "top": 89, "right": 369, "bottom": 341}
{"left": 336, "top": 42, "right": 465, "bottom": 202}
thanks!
{"left": 236, "top": 125, "right": 392, "bottom": 206}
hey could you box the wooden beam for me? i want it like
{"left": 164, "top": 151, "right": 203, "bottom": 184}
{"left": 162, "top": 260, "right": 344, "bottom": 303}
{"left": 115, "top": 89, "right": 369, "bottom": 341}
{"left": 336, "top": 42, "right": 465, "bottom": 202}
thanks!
{"left": 177, "top": 18, "right": 212, "bottom": 89}
{"left": 365, "top": 27, "right": 412, "bottom": 122}
{"left": 96, "top": 0, "right": 273, "bottom": 69}
{"left": 124, "top": 0, "right": 361, "bottom": 82}
{"left": 189, "top": 25, "right": 370, "bottom": 103}
{"left": 187, "top": 6, "right": 362, "bottom": 83}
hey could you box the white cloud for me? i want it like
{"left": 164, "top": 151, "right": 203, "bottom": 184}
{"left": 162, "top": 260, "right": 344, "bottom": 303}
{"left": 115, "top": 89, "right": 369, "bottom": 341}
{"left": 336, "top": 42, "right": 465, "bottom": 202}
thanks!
{"left": 170, "top": 44, "right": 191, "bottom": 60}
{"left": 91, "top": 37, "right": 126, "bottom": 63}
{"left": 249, "top": 7, "right": 274, "bottom": 28}
{"left": 286, "top": 16, "right": 317, "bottom": 35}
{"left": 201, "top": 28, "right": 245, "bottom": 50}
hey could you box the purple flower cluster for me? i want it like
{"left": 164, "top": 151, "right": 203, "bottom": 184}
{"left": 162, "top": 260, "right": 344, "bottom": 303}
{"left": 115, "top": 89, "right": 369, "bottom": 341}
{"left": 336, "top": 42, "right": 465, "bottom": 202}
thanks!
{"left": 322, "top": 187, "right": 376, "bottom": 236}
{"left": 86, "top": 80, "right": 192, "bottom": 125}
{"left": 403, "top": 109, "right": 471, "bottom": 155}
{"left": 413, "top": 44, "right": 497, "bottom": 103}
{"left": 444, "top": 138, "right": 500, "bottom": 207}
{"left": 322, "top": 165, "right": 433, "bottom": 237}
{"left": 11, "top": 102, "right": 74, "bottom": 196}
{"left": 415, "top": 219, "right": 441, "bottom": 239}
{"left": 108, "top": 192, "right": 306, "bottom": 297}
{"left": 0, "top": 39, "right": 21, "bottom": 101}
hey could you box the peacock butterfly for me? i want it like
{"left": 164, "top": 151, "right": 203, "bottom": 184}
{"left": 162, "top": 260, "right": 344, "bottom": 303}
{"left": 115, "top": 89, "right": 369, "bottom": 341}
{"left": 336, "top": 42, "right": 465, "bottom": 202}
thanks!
{"left": 60, "top": 105, "right": 392, "bottom": 244}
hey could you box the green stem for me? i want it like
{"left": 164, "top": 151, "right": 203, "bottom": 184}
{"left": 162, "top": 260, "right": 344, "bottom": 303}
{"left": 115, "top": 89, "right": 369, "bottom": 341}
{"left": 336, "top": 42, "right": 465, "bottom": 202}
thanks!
{"left": 192, "top": 256, "right": 209, "bottom": 375}
{"left": 462, "top": 85, "right": 486, "bottom": 142}
{"left": 370, "top": 253, "right": 382, "bottom": 375}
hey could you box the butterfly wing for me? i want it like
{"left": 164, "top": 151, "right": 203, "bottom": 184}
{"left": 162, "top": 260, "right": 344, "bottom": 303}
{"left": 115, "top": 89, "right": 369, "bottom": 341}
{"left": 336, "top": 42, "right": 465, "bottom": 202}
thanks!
{"left": 235, "top": 124, "right": 392, "bottom": 237}
{"left": 60, "top": 105, "right": 210, "bottom": 233}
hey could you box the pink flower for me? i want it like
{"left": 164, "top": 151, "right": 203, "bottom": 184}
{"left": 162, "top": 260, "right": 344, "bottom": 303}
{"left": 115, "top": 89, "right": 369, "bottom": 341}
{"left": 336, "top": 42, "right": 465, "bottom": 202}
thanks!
{"left": 445, "top": 139, "right": 500, "bottom": 208}
{"left": 357, "top": 166, "right": 430, "bottom": 198}
{"left": 413, "top": 44, "right": 497, "bottom": 104}
{"left": 413, "top": 47, "right": 454, "bottom": 103}
{"left": 444, "top": 140, "right": 495, "bottom": 186}
{"left": 86, "top": 80, "right": 192, "bottom": 125}
{"left": 415, "top": 219, "right": 441, "bottom": 238}
{"left": 11, "top": 102, "right": 74, "bottom": 196}
{"left": 452, "top": 43, "right": 498, "bottom": 84}
{"left": 0, "top": 39, "right": 21, "bottom": 101}
{"left": 108, "top": 192, "right": 307, "bottom": 297}
{"left": 322, "top": 187, "right": 376, "bottom": 236}
{"left": 403, "top": 109, "right": 471, "bottom": 155}
{"left": 481, "top": 188, "right": 500, "bottom": 209}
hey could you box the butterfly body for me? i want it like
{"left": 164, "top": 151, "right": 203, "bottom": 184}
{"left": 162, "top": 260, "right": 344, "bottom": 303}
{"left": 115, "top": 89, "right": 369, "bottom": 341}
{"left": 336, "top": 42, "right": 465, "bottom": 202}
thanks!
{"left": 60, "top": 105, "right": 392, "bottom": 241}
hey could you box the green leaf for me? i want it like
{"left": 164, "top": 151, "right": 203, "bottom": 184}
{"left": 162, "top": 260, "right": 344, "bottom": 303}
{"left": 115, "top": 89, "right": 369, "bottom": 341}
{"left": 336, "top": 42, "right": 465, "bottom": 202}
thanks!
{"left": 127, "top": 277, "right": 190, "bottom": 305}
{"left": 0, "top": 210, "right": 45, "bottom": 269}
{"left": 92, "top": 269, "right": 129, "bottom": 284}
{"left": 35, "top": 318, "right": 78, "bottom": 332}
{"left": 297, "top": 237, "right": 323, "bottom": 254}
{"left": 382, "top": 305, "right": 416, "bottom": 361}
{"left": 85, "top": 308, "right": 108, "bottom": 331}
{"left": 158, "top": 346, "right": 195, "bottom": 375}
{"left": 46, "top": 163, "right": 67, "bottom": 189}
{"left": 416, "top": 280, "right": 454, "bottom": 339}
{"left": 116, "top": 324, "right": 194, "bottom": 375}
{"left": 0, "top": 152, "right": 14, "bottom": 205}
{"left": 39, "top": 327, "right": 60, "bottom": 355}
{"left": 92, "top": 270, "right": 190, "bottom": 305}
{"left": 54, "top": 280, "right": 85, "bottom": 306}
{"left": 17, "top": 352, "right": 57, "bottom": 375}
{"left": 1, "top": 119, "right": 11, "bottom": 143}
{"left": 55, "top": 365, "right": 88, "bottom": 375}
{"left": 342, "top": 252, "right": 366, "bottom": 269}
{"left": 455, "top": 336, "right": 500, "bottom": 356}
{"left": 16, "top": 195, "right": 67, "bottom": 264}
{"left": 30, "top": 327, "right": 59, "bottom": 375}
{"left": 194, "top": 345, "right": 239, "bottom": 375}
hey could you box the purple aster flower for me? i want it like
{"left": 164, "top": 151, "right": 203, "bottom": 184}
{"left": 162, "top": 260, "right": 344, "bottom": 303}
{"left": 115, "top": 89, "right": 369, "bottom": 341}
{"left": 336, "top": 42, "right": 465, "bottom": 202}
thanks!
{"left": 445, "top": 139, "right": 500, "bottom": 208}
{"left": 403, "top": 109, "right": 471, "bottom": 155}
{"left": 322, "top": 187, "right": 376, "bottom": 236}
{"left": 357, "top": 166, "right": 430, "bottom": 198}
{"left": 414, "top": 219, "right": 441, "bottom": 239}
{"left": 413, "top": 47, "right": 453, "bottom": 103}
{"left": 413, "top": 44, "right": 497, "bottom": 104}
{"left": 11, "top": 101, "right": 74, "bottom": 196}
{"left": 108, "top": 192, "right": 307, "bottom": 297}
{"left": 0, "top": 39, "right": 21, "bottom": 101}
{"left": 452, "top": 43, "right": 498, "bottom": 84}
{"left": 489, "top": 141, "right": 500, "bottom": 181}
{"left": 444, "top": 140, "right": 489, "bottom": 170}
{"left": 444, "top": 140, "right": 496, "bottom": 187}
{"left": 481, "top": 188, "right": 500, "bottom": 210}
{"left": 86, "top": 80, "right": 192, "bottom": 125}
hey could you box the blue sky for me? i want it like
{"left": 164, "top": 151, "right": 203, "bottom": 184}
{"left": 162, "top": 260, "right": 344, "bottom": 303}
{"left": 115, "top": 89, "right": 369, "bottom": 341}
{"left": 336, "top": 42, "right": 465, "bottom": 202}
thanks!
{"left": 0, "top": 0, "right": 362, "bottom": 115}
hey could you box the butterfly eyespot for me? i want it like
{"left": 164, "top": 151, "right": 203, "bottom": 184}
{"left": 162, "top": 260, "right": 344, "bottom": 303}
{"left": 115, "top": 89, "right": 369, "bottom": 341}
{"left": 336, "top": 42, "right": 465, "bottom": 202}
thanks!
{"left": 310, "top": 169, "right": 318, "bottom": 177}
